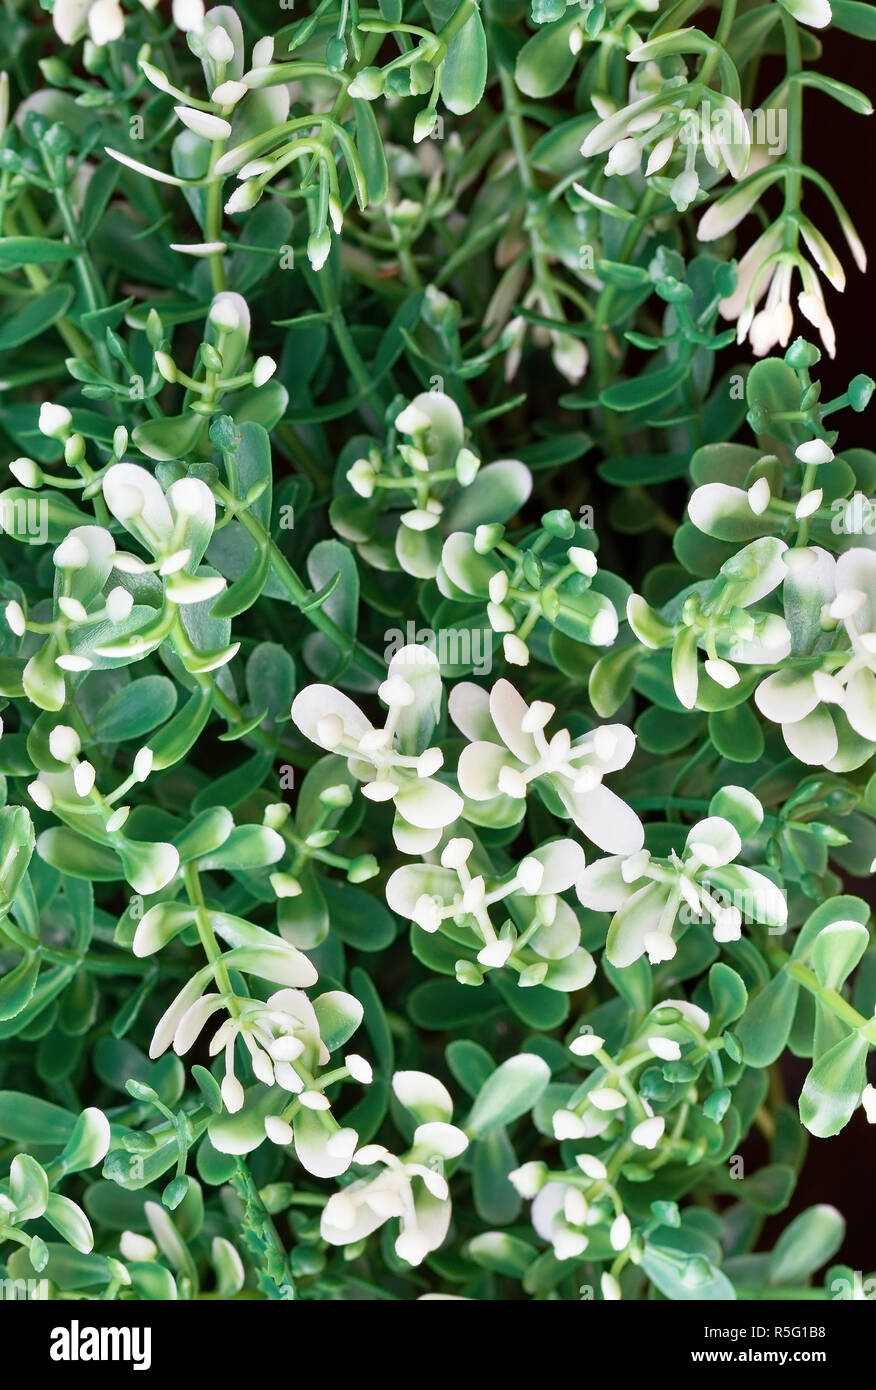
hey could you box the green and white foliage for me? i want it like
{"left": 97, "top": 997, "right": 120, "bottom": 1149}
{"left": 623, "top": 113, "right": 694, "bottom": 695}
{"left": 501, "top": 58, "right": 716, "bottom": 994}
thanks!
{"left": 0, "top": 0, "right": 872, "bottom": 1304}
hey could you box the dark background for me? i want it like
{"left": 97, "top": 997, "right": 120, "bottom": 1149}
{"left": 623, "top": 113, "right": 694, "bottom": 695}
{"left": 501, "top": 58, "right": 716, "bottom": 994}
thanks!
{"left": 796, "top": 27, "right": 874, "bottom": 422}
{"left": 760, "top": 25, "right": 875, "bottom": 1271}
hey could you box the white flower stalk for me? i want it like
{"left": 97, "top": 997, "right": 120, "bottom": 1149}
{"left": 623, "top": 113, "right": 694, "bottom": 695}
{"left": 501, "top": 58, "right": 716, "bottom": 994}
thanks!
{"left": 450, "top": 678, "right": 644, "bottom": 855}
{"left": 101, "top": 463, "right": 233, "bottom": 626}
{"left": 387, "top": 836, "right": 594, "bottom": 989}
{"left": 627, "top": 538, "right": 794, "bottom": 711}
{"left": 577, "top": 811, "right": 787, "bottom": 967}
{"left": 291, "top": 645, "right": 463, "bottom": 854}
{"left": 337, "top": 391, "right": 533, "bottom": 581}
{"left": 321, "top": 1072, "right": 468, "bottom": 1266}
{"left": 581, "top": 66, "right": 752, "bottom": 200}
{"left": 754, "top": 548, "right": 876, "bottom": 765}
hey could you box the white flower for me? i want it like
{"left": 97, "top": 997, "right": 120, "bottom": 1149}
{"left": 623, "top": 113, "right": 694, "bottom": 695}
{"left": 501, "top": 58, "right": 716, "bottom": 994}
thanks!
{"left": 321, "top": 1073, "right": 467, "bottom": 1265}
{"left": 9, "top": 458, "right": 40, "bottom": 488}
{"left": 451, "top": 678, "right": 644, "bottom": 855}
{"left": 291, "top": 646, "right": 463, "bottom": 854}
{"left": 577, "top": 811, "right": 786, "bottom": 967}
{"left": 387, "top": 836, "right": 588, "bottom": 983}
{"left": 753, "top": 548, "right": 876, "bottom": 763}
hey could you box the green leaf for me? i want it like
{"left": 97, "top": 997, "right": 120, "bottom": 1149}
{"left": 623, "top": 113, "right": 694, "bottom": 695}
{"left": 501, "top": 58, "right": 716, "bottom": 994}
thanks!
{"left": 0, "top": 1092, "right": 75, "bottom": 1144}
{"left": 708, "top": 785, "right": 763, "bottom": 838}
{"left": 442, "top": 7, "right": 488, "bottom": 115}
{"left": 708, "top": 963, "right": 748, "bottom": 1028}
{"left": 321, "top": 878, "right": 396, "bottom": 951}
{"left": 831, "top": 0, "right": 876, "bottom": 37}
{"left": 0, "top": 952, "right": 40, "bottom": 1021}
{"left": 799, "top": 1029, "right": 868, "bottom": 1137}
{"left": 353, "top": 99, "right": 389, "bottom": 202}
{"left": 736, "top": 968, "right": 799, "bottom": 1067}
{"left": 0, "top": 285, "right": 75, "bottom": 350}
{"left": 472, "top": 1128, "right": 523, "bottom": 1225}
{"left": 708, "top": 703, "right": 764, "bottom": 763}
{"left": 811, "top": 920, "right": 870, "bottom": 991}
{"left": 465, "top": 1054, "right": 551, "bottom": 1138}
{"left": 37, "top": 828, "right": 122, "bottom": 881}
{"left": 0, "top": 237, "right": 73, "bottom": 269}
{"left": 642, "top": 1236, "right": 736, "bottom": 1301}
{"left": 446, "top": 1039, "right": 495, "bottom": 1097}
{"left": 466, "top": 1231, "right": 538, "bottom": 1278}
{"left": 767, "top": 1205, "right": 845, "bottom": 1285}
{"left": 312, "top": 990, "right": 364, "bottom": 1052}
{"left": 132, "top": 412, "right": 205, "bottom": 462}
{"left": 515, "top": 17, "right": 580, "bottom": 98}
{"left": 92, "top": 676, "right": 178, "bottom": 743}
{"left": 798, "top": 71, "right": 872, "bottom": 115}
{"left": 600, "top": 357, "right": 691, "bottom": 412}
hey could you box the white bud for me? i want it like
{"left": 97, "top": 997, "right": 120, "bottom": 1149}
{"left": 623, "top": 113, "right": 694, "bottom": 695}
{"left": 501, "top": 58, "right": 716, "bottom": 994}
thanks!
{"left": 440, "top": 837, "right": 473, "bottom": 870}
{"left": 568, "top": 546, "right": 597, "bottom": 577}
{"left": 299, "top": 1090, "right": 330, "bottom": 1111}
{"left": 503, "top": 633, "right": 530, "bottom": 666}
{"left": 601, "top": 1272, "right": 622, "bottom": 1300}
{"left": 38, "top": 403, "right": 73, "bottom": 439}
{"left": 49, "top": 725, "right": 81, "bottom": 763}
{"left": 174, "top": 106, "right": 232, "bottom": 140}
{"left": 74, "top": 761, "right": 96, "bottom": 797}
{"left": 28, "top": 779, "right": 53, "bottom": 812}
{"left": 395, "top": 403, "right": 431, "bottom": 435}
{"left": 347, "top": 459, "right": 376, "bottom": 498}
{"left": 488, "top": 571, "right": 509, "bottom": 605}
{"left": 630, "top": 1116, "right": 665, "bottom": 1149}
{"left": 747, "top": 477, "right": 771, "bottom": 515}
{"left": 264, "top": 1115, "right": 294, "bottom": 1145}
{"left": 206, "top": 24, "right": 235, "bottom": 63}
{"left": 53, "top": 536, "right": 89, "bottom": 570}
{"left": 106, "top": 587, "right": 134, "bottom": 623}
{"left": 252, "top": 355, "right": 277, "bottom": 387}
{"left": 576, "top": 1153, "right": 607, "bottom": 1180}
{"left": 345, "top": 1054, "right": 373, "bottom": 1085}
{"left": 9, "top": 457, "right": 40, "bottom": 488}
{"left": 610, "top": 1213, "right": 632, "bottom": 1251}
{"left": 5, "top": 601, "right": 25, "bottom": 636}
{"left": 795, "top": 439, "right": 834, "bottom": 466}
{"left": 795, "top": 488, "right": 823, "bottom": 520}
{"left": 133, "top": 747, "right": 154, "bottom": 781}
